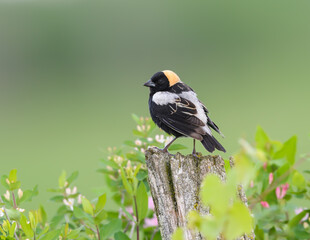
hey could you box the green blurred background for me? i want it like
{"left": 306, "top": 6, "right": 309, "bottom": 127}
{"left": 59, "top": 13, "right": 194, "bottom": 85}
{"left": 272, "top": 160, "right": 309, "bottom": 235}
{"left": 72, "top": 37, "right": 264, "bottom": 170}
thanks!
{"left": 0, "top": 0, "right": 309, "bottom": 212}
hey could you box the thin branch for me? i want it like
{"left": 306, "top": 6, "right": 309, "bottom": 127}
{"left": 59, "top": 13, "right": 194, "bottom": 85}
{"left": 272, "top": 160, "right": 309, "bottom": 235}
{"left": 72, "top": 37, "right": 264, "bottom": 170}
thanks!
{"left": 96, "top": 225, "right": 101, "bottom": 240}
{"left": 11, "top": 192, "right": 17, "bottom": 209}
{"left": 133, "top": 196, "right": 139, "bottom": 240}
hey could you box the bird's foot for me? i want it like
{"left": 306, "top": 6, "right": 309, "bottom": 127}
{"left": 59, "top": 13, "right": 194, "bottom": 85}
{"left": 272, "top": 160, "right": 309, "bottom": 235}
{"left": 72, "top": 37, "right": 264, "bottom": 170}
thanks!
{"left": 192, "top": 151, "right": 200, "bottom": 159}
{"left": 154, "top": 147, "right": 175, "bottom": 156}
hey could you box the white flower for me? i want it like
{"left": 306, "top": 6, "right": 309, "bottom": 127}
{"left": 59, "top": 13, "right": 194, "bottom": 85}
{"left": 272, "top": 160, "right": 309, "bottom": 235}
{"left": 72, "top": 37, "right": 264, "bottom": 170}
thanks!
{"left": 65, "top": 186, "right": 78, "bottom": 196}
{"left": 4, "top": 190, "right": 10, "bottom": 201}
{"left": 155, "top": 135, "right": 165, "bottom": 143}
{"left": 18, "top": 189, "right": 23, "bottom": 199}
{"left": 126, "top": 161, "right": 132, "bottom": 170}
{"left": 135, "top": 139, "right": 142, "bottom": 146}
{"left": 6, "top": 178, "right": 10, "bottom": 185}
{"left": 77, "top": 194, "right": 83, "bottom": 204}
{"left": 114, "top": 156, "right": 123, "bottom": 165}
{"left": 140, "top": 148, "right": 145, "bottom": 153}
{"left": 16, "top": 208, "right": 25, "bottom": 213}
{"left": 0, "top": 207, "right": 4, "bottom": 217}
{"left": 72, "top": 186, "right": 77, "bottom": 195}
{"left": 137, "top": 125, "right": 142, "bottom": 132}
{"left": 63, "top": 198, "right": 75, "bottom": 211}
{"left": 147, "top": 137, "right": 153, "bottom": 142}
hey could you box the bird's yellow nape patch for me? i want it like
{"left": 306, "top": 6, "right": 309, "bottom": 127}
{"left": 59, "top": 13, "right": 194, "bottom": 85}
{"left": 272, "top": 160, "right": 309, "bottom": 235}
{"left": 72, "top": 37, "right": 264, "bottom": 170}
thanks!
{"left": 163, "top": 70, "right": 181, "bottom": 87}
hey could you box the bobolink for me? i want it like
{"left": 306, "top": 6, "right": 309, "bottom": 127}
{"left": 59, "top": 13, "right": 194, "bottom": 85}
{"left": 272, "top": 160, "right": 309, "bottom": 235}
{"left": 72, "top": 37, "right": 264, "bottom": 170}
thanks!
{"left": 144, "top": 70, "right": 225, "bottom": 154}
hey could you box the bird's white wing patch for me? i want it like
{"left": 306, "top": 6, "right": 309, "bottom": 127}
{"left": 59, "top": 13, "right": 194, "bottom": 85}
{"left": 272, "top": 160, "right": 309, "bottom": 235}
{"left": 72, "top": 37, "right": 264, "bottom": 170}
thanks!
{"left": 179, "top": 91, "right": 212, "bottom": 135}
{"left": 152, "top": 92, "right": 179, "bottom": 105}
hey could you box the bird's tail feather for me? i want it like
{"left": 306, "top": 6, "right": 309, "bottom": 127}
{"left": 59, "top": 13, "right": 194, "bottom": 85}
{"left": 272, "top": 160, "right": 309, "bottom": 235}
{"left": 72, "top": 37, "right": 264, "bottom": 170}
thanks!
{"left": 201, "top": 134, "right": 226, "bottom": 153}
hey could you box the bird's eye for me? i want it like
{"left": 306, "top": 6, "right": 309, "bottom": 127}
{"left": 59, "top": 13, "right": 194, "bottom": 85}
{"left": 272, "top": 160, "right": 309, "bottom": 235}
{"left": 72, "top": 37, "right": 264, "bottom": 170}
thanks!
{"left": 158, "top": 79, "right": 165, "bottom": 84}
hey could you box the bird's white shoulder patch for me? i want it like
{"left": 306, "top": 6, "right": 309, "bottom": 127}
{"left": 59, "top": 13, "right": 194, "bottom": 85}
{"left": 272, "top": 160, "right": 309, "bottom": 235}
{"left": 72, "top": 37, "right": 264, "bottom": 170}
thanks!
{"left": 152, "top": 92, "right": 179, "bottom": 105}
{"left": 179, "top": 91, "right": 212, "bottom": 135}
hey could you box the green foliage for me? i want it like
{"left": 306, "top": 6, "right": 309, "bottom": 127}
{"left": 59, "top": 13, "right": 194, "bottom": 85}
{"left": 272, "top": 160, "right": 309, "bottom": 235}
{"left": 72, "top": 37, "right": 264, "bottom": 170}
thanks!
{"left": 0, "top": 116, "right": 309, "bottom": 239}
{"left": 172, "top": 228, "right": 184, "bottom": 240}
{"left": 189, "top": 164, "right": 254, "bottom": 239}
{"left": 237, "top": 126, "right": 310, "bottom": 239}
{"left": 184, "top": 125, "right": 310, "bottom": 239}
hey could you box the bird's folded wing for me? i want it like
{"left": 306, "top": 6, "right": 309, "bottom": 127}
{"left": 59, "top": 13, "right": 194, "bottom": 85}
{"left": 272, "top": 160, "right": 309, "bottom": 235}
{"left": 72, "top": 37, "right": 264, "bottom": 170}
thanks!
{"left": 153, "top": 97, "right": 206, "bottom": 140}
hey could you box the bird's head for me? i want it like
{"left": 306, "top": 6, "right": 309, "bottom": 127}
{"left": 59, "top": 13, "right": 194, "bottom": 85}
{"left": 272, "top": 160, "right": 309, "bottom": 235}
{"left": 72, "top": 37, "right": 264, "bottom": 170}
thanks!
{"left": 144, "top": 70, "right": 181, "bottom": 92}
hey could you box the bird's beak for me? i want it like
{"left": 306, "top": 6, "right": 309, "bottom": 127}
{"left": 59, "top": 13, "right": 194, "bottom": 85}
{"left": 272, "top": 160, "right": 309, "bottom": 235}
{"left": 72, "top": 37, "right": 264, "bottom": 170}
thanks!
{"left": 143, "top": 79, "right": 155, "bottom": 87}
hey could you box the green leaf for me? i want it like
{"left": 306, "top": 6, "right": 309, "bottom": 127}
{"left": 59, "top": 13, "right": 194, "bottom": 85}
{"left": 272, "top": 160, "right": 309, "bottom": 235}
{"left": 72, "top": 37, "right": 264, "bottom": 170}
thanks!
{"left": 8, "top": 169, "right": 17, "bottom": 183}
{"left": 136, "top": 170, "right": 148, "bottom": 181}
{"left": 29, "top": 211, "right": 36, "bottom": 230}
{"left": 135, "top": 182, "right": 148, "bottom": 222}
{"left": 172, "top": 228, "right": 184, "bottom": 240}
{"left": 200, "top": 215, "right": 221, "bottom": 240}
{"left": 292, "top": 171, "right": 306, "bottom": 189}
{"left": 100, "top": 158, "right": 120, "bottom": 169}
{"left": 58, "top": 171, "right": 66, "bottom": 188}
{"left": 1, "top": 175, "right": 10, "bottom": 190}
{"left": 273, "top": 136, "right": 297, "bottom": 165}
{"left": 20, "top": 214, "right": 33, "bottom": 238}
{"left": 19, "top": 185, "right": 39, "bottom": 203}
{"left": 49, "top": 195, "right": 64, "bottom": 202}
{"left": 39, "top": 205, "right": 47, "bottom": 226}
{"left": 124, "top": 140, "right": 136, "bottom": 147}
{"left": 67, "top": 226, "right": 83, "bottom": 239}
{"left": 289, "top": 210, "right": 310, "bottom": 228}
{"left": 9, "top": 221, "right": 16, "bottom": 237}
{"left": 225, "top": 201, "right": 253, "bottom": 240}
{"left": 94, "top": 210, "right": 108, "bottom": 224}
{"left": 81, "top": 197, "right": 94, "bottom": 216}
{"left": 114, "top": 231, "right": 131, "bottom": 240}
{"left": 254, "top": 225, "right": 264, "bottom": 240}
{"left": 95, "top": 193, "right": 107, "bottom": 213}
{"left": 9, "top": 181, "right": 21, "bottom": 191}
{"left": 169, "top": 144, "right": 187, "bottom": 151}
{"left": 126, "top": 152, "right": 145, "bottom": 163}
{"left": 131, "top": 114, "right": 142, "bottom": 125}
{"left": 224, "top": 159, "right": 231, "bottom": 173}
{"left": 133, "top": 163, "right": 142, "bottom": 177}
{"left": 73, "top": 207, "right": 94, "bottom": 224}
{"left": 133, "top": 129, "right": 145, "bottom": 137}
{"left": 200, "top": 174, "right": 230, "bottom": 216}
{"left": 40, "top": 229, "right": 61, "bottom": 240}
{"left": 121, "top": 206, "right": 135, "bottom": 222}
{"left": 37, "top": 226, "right": 49, "bottom": 239}
{"left": 6, "top": 208, "right": 21, "bottom": 221}
{"left": 120, "top": 168, "right": 133, "bottom": 195}
{"left": 100, "top": 219, "right": 122, "bottom": 239}
{"left": 67, "top": 171, "right": 79, "bottom": 185}
{"left": 255, "top": 126, "right": 269, "bottom": 151}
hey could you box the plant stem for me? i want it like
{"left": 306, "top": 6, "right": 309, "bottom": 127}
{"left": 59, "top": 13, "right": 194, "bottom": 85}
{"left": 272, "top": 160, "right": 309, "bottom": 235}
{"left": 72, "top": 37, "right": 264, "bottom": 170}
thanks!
{"left": 11, "top": 192, "right": 17, "bottom": 209}
{"left": 96, "top": 225, "right": 101, "bottom": 240}
{"left": 80, "top": 220, "right": 97, "bottom": 235}
{"left": 133, "top": 195, "right": 139, "bottom": 240}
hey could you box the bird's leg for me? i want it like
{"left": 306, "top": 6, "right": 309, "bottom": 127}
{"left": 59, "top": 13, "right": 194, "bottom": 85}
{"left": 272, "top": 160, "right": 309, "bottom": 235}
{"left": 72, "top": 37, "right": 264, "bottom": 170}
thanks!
{"left": 162, "top": 137, "right": 178, "bottom": 152}
{"left": 192, "top": 139, "right": 198, "bottom": 158}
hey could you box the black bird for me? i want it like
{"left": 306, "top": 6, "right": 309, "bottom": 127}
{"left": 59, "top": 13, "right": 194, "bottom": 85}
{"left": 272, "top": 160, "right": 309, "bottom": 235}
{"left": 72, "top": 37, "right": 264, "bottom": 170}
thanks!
{"left": 143, "top": 70, "right": 226, "bottom": 155}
